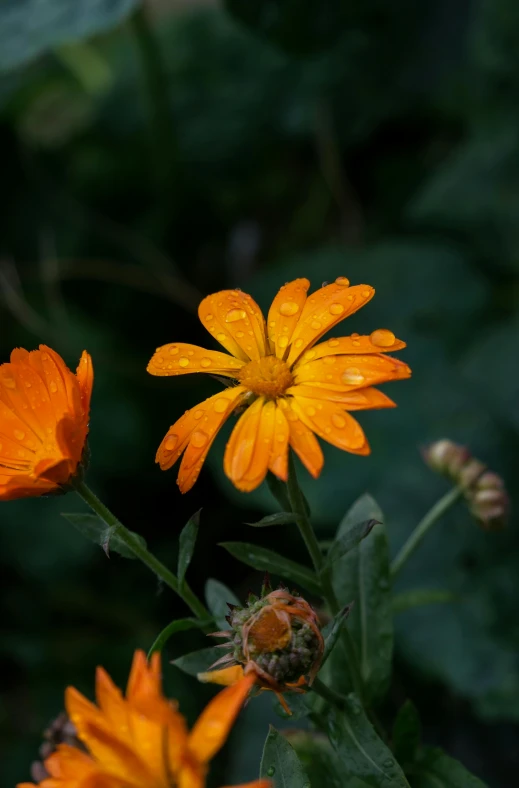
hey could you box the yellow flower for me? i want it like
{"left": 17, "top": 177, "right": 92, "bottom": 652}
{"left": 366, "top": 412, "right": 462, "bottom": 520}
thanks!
{"left": 18, "top": 650, "right": 270, "bottom": 788}
{"left": 148, "top": 277, "right": 410, "bottom": 492}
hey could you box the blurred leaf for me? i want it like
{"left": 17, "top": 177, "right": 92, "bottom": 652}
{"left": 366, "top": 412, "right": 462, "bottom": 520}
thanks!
{"left": 0, "top": 0, "right": 138, "bottom": 72}
{"left": 260, "top": 725, "right": 310, "bottom": 786}
{"left": 178, "top": 510, "right": 201, "bottom": 589}
{"left": 412, "top": 747, "right": 488, "bottom": 787}
{"left": 147, "top": 618, "right": 209, "bottom": 659}
{"left": 219, "top": 542, "right": 321, "bottom": 595}
{"left": 245, "top": 512, "right": 299, "bottom": 527}
{"left": 327, "top": 699, "right": 410, "bottom": 787}
{"left": 324, "top": 518, "right": 379, "bottom": 568}
{"left": 393, "top": 589, "right": 457, "bottom": 615}
{"left": 61, "top": 512, "right": 147, "bottom": 559}
{"left": 322, "top": 605, "right": 352, "bottom": 666}
{"left": 285, "top": 731, "right": 347, "bottom": 788}
{"left": 172, "top": 646, "right": 224, "bottom": 677}
{"left": 205, "top": 578, "right": 240, "bottom": 629}
{"left": 331, "top": 495, "right": 393, "bottom": 704}
{"left": 392, "top": 700, "right": 421, "bottom": 768}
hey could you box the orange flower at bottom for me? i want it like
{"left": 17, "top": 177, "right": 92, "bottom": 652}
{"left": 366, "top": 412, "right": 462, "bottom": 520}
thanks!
{"left": 0, "top": 345, "right": 93, "bottom": 500}
{"left": 18, "top": 650, "right": 270, "bottom": 788}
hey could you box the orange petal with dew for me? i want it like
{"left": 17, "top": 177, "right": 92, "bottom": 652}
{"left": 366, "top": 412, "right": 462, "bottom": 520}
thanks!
{"left": 224, "top": 397, "right": 265, "bottom": 489}
{"left": 287, "top": 385, "right": 396, "bottom": 409}
{"left": 268, "top": 402, "right": 289, "bottom": 481}
{"left": 76, "top": 350, "right": 94, "bottom": 415}
{"left": 278, "top": 399, "right": 323, "bottom": 478}
{"left": 293, "top": 353, "right": 411, "bottom": 391}
{"left": 287, "top": 283, "right": 375, "bottom": 366}
{"left": 230, "top": 399, "right": 276, "bottom": 492}
{"left": 188, "top": 674, "right": 256, "bottom": 764}
{"left": 148, "top": 344, "right": 245, "bottom": 378}
{"left": 198, "top": 665, "right": 245, "bottom": 686}
{"left": 295, "top": 331, "right": 406, "bottom": 365}
{"left": 199, "top": 290, "right": 267, "bottom": 362}
{"left": 267, "top": 278, "right": 310, "bottom": 359}
{"left": 290, "top": 395, "right": 369, "bottom": 455}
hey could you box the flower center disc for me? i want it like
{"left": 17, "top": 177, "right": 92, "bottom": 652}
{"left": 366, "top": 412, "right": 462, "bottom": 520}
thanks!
{"left": 237, "top": 356, "right": 293, "bottom": 398}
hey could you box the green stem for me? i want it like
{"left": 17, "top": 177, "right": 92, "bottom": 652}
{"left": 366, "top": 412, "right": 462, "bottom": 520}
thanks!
{"left": 391, "top": 485, "right": 463, "bottom": 578}
{"left": 286, "top": 453, "right": 365, "bottom": 702}
{"left": 73, "top": 480, "right": 209, "bottom": 621}
{"left": 312, "top": 676, "right": 346, "bottom": 710}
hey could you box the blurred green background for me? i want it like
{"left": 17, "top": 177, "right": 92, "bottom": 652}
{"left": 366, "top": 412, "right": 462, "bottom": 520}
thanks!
{"left": 1, "top": 0, "right": 519, "bottom": 785}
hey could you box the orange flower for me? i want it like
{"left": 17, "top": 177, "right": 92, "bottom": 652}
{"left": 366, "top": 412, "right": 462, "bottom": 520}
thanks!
{"left": 18, "top": 650, "right": 270, "bottom": 788}
{"left": 148, "top": 277, "right": 410, "bottom": 493}
{"left": 0, "top": 345, "right": 93, "bottom": 500}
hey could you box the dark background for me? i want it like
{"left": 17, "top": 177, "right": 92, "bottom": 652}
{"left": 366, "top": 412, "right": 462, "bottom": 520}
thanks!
{"left": 1, "top": 0, "right": 519, "bottom": 785}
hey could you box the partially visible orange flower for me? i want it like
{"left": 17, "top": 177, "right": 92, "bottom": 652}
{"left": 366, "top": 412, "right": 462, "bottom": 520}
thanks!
{"left": 18, "top": 650, "right": 270, "bottom": 788}
{"left": 0, "top": 345, "right": 93, "bottom": 500}
{"left": 148, "top": 277, "right": 410, "bottom": 492}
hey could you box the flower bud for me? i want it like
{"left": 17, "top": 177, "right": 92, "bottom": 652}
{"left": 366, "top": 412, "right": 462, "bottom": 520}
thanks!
{"left": 469, "top": 471, "right": 509, "bottom": 531}
{"left": 423, "top": 439, "right": 482, "bottom": 486}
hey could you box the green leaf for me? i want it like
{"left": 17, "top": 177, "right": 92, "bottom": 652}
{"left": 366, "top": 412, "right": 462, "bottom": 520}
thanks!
{"left": 327, "top": 698, "right": 410, "bottom": 787}
{"left": 219, "top": 542, "right": 321, "bottom": 595}
{"left": 392, "top": 700, "right": 421, "bottom": 768}
{"left": 147, "top": 618, "right": 209, "bottom": 659}
{"left": 324, "top": 518, "right": 379, "bottom": 568}
{"left": 246, "top": 512, "right": 299, "bottom": 527}
{"left": 412, "top": 747, "right": 488, "bottom": 787}
{"left": 321, "top": 605, "right": 353, "bottom": 666}
{"left": 260, "top": 725, "right": 311, "bottom": 786}
{"left": 178, "top": 510, "right": 201, "bottom": 588}
{"left": 0, "top": 0, "right": 138, "bottom": 72}
{"left": 330, "top": 495, "right": 393, "bottom": 703}
{"left": 62, "top": 513, "right": 147, "bottom": 559}
{"left": 392, "top": 589, "right": 457, "bottom": 615}
{"left": 285, "top": 730, "right": 347, "bottom": 788}
{"left": 205, "top": 578, "right": 240, "bottom": 629}
{"left": 172, "top": 646, "right": 225, "bottom": 677}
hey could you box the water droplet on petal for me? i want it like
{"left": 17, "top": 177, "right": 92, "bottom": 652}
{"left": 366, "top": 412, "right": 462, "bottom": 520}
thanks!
{"left": 169, "top": 346, "right": 179, "bottom": 355}
{"left": 24, "top": 381, "right": 32, "bottom": 389}
{"left": 157, "top": 356, "right": 164, "bottom": 364}
{"left": 14, "top": 429, "right": 25, "bottom": 440}
{"left": 303, "top": 349, "right": 316, "bottom": 361}
{"left": 179, "top": 357, "right": 189, "bottom": 368}
{"left": 311, "top": 320, "right": 321, "bottom": 330}
{"left": 200, "top": 358, "right": 212, "bottom": 368}
{"left": 335, "top": 276, "right": 350, "bottom": 286}
{"left": 216, "top": 332, "right": 227, "bottom": 342}
{"left": 278, "top": 336, "right": 288, "bottom": 349}
{"left": 279, "top": 301, "right": 299, "bottom": 317}
{"left": 370, "top": 328, "right": 396, "bottom": 347}
{"left": 3, "top": 378, "right": 15, "bottom": 389}
{"left": 342, "top": 367, "right": 365, "bottom": 385}
{"left": 205, "top": 313, "right": 213, "bottom": 321}
{"left": 362, "top": 289, "right": 372, "bottom": 298}
{"left": 191, "top": 430, "right": 208, "bottom": 448}
{"left": 236, "top": 331, "right": 244, "bottom": 338}
{"left": 49, "top": 382, "right": 58, "bottom": 393}
{"left": 329, "top": 302, "right": 344, "bottom": 316}
{"left": 306, "top": 406, "right": 316, "bottom": 417}
{"left": 164, "top": 435, "right": 178, "bottom": 451}
{"left": 194, "top": 409, "right": 204, "bottom": 419}
{"left": 225, "top": 308, "right": 246, "bottom": 323}
{"left": 328, "top": 338, "right": 339, "bottom": 347}
{"left": 331, "top": 413, "right": 346, "bottom": 428}
{"left": 323, "top": 356, "right": 336, "bottom": 365}
{"left": 294, "top": 338, "right": 304, "bottom": 348}
{"left": 214, "top": 398, "right": 228, "bottom": 413}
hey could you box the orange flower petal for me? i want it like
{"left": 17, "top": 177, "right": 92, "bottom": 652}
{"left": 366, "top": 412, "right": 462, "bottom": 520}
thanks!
{"left": 198, "top": 665, "right": 245, "bottom": 686}
{"left": 293, "top": 353, "right": 411, "bottom": 391}
{"left": 290, "top": 395, "right": 369, "bottom": 455}
{"left": 278, "top": 399, "right": 323, "bottom": 478}
{"left": 267, "top": 278, "right": 310, "bottom": 359}
{"left": 76, "top": 719, "right": 156, "bottom": 785}
{"left": 44, "top": 745, "right": 97, "bottom": 779}
{"left": 220, "top": 782, "right": 272, "bottom": 788}
{"left": 178, "top": 768, "right": 205, "bottom": 788}
{"left": 188, "top": 674, "right": 256, "bottom": 764}
{"left": 148, "top": 344, "right": 245, "bottom": 378}
{"left": 224, "top": 397, "right": 265, "bottom": 488}
{"left": 287, "top": 385, "right": 396, "bottom": 409}
{"left": 287, "top": 282, "right": 375, "bottom": 366}
{"left": 296, "top": 332, "right": 406, "bottom": 364}
{"left": 76, "top": 350, "right": 94, "bottom": 415}
{"left": 226, "top": 399, "right": 276, "bottom": 492}
{"left": 268, "top": 402, "right": 289, "bottom": 481}
{"left": 199, "top": 290, "right": 267, "bottom": 361}
{"left": 156, "top": 385, "right": 246, "bottom": 473}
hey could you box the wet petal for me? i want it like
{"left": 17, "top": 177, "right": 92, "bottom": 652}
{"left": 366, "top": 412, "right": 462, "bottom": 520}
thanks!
{"left": 287, "top": 385, "right": 396, "bottom": 409}
{"left": 199, "top": 290, "right": 267, "bottom": 361}
{"left": 268, "top": 402, "right": 290, "bottom": 481}
{"left": 296, "top": 331, "right": 406, "bottom": 365}
{"left": 278, "top": 399, "right": 323, "bottom": 478}
{"left": 188, "top": 675, "right": 255, "bottom": 764}
{"left": 76, "top": 350, "right": 94, "bottom": 416}
{"left": 287, "top": 282, "right": 375, "bottom": 366}
{"left": 230, "top": 399, "right": 276, "bottom": 492}
{"left": 293, "top": 354, "right": 411, "bottom": 390}
{"left": 290, "top": 395, "right": 369, "bottom": 455}
{"left": 267, "top": 278, "right": 310, "bottom": 359}
{"left": 148, "top": 344, "right": 245, "bottom": 378}
{"left": 224, "top": 397, "right": 265, "bottom": 488}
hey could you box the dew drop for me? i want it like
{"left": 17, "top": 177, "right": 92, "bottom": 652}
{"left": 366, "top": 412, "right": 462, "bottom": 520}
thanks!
{"left": 278, "top": 336, "right": 288, "bottom": 349}
{"left": 216, "top": 332, "right": 227, "bottom": 342}
{"left": 157, "top": 356, "right": 164, "bottom": 364}
{"left": 294, "top": 338, "right": 304, "bottom": 348}
{"left": 306, "top": 406, "right": 316, "bottom": 417}
{"left": 311, "top": 320, "right": 321, "bottom": 330}
{"left": 24, "top": 381, "right": 32, "bottom": 389}
{"left": 214, "top": 398, "right": 228, "bottom": 413}
{"left": 191, "top": 430, "right": 208, "bottom": 448}
{"left": 329, "top": 302, "right": 344, "bottom": 316}
{"left": 178, "top": 357, "right": 189, "bottom": 368}
{"left": 194, "top": 409, "right": 204, "bottom": 420}
{"left": 267, "top": 767, "right": 276, "bottom": 777}
{"left": 323, "top": 356, "right": 336, "bottom": 365}
{"left": 383, "top": 758, "right": 394, "bottom": 768}
{"left": 362, "top": 289, "right": 372, "bottom": 298}
{"left": 3, "top": 378, "right": 15, "bottom": 389}
{"left": 303, "top": 349, "right": 316, "bottom": 361}
{"left": 351, "top": 332, "right": 359, "bottom": 338}
{"left": 335, "top": 276, "right": 350, "bottom": 286}
{"left": 276, "top": 433, "right": 285, "bottom": 442}
{"left": 49, "top": 381, "right": 58, "bottom": 393}
{"left": 200, "top": 358, "right": 212, "bottom": 368}
{"left": 14, "top": 429, "right": 25, "bottom": 440}
{"left": 328, "top": 338, "right": 339, "bottom": 347}
{"left": 225, "top": 308, "right": 247, "bottom": 323}
{"left": 370, "top": 328, "right": 396, "bottom": 347}
{"left": 269, "top": 320, "right": 276, "bottom": 328}
{"left": 342, "top": 367, "right": 365, "bottom": 385}
{"left": 236, "top": 331, "right": 245, "bottom": 338}
{"left": 279, "top": 301, "right": 299, "bottom": 317}
{"left": 331, "top": 413, "right": 346, "bottom": 428}
{"left": 169, "top": 346, "right": 179, "bottom": 355}
{"left": 164, "top": 435, "right": 178, "bottom": 451}
{"left": 205, "top": 313, "right": 214, "bottom": 321}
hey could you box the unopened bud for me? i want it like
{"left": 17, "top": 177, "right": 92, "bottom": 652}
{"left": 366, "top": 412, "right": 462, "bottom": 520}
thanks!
{"left": 469, "top": 471, "right": 509, "bottom": 531}
{"left": 423, "top": 439, "right": 482, "bottom": 487}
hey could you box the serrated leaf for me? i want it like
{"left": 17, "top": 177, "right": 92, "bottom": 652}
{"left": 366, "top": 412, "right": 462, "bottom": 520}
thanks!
{"left": 392, "top": 700, "right": 421, "bottom": 767}
{"left": 147, "top": 618, "right": 209, "bottom": 659}
{"left": 246, "top": 512, "right": 299, "bottom": 527}
{"left": 392, "top": 589, "right": 457, "bottom": 615}
{"left": 62, "top": 512, "right": 147, "bottom": 559}
{"left": 205, "top": 578, "right": 240, "bottom": 629}
{"left": 219, "top": 542, "right": 321, "bottom": 595}
{"left": 321, "top": 605, "right": 353, "bottom": 666}
{"left": 0, "top": 0, "right": 138, "bottom": 72}
{"left": 330, "top": 495, "right": 393, "bottom": 703}
{"left": 260, "top": 725, "right": 311, "bottom": 786}
{"left": 412, "top": 747, "right": 487, "bottom": 787}
{"left": 324, "top": 518, "right": 379, "bottom": 567}
{"left": 328, "top": 698, "right": 410, "bottom": 787}
{"left": 178, "top": 510, "right": 201, "bottom": 588}
{"left": 172, "top": 646, "right": 226, "bottom": 677}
